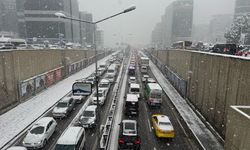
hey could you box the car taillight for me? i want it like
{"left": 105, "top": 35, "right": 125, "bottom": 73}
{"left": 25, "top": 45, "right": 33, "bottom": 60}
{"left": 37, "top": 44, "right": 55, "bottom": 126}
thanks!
{"left": 119, "top": 139, "right": 124, "bottom": 144}
{"left": 135, "top": 139, "right": 141, "bottom": 144}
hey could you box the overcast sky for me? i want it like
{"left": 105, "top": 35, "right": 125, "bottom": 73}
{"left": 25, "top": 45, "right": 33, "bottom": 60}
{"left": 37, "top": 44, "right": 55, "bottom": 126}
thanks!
{"left": 78, "top": 0, "right": 236, "bottom": 47}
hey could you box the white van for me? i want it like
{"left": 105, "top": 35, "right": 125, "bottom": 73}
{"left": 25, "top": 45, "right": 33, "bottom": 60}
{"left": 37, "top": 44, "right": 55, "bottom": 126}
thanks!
{"left": 55, "top": 127, "right": 86, "bottom": 150}
{"left": 129, "top": 83, "right": 141, "bottom": 99}
{"left": 99, "top": 79, "right": 110, "bottom": 92}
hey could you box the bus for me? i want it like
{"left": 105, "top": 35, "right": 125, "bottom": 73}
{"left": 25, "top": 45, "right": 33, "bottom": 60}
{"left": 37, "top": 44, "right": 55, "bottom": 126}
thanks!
{"left": 171, "top": 41, "right": 192, "bottom": 49}
{"left": 144, "top": 83, "right": 162, "bottom": 108}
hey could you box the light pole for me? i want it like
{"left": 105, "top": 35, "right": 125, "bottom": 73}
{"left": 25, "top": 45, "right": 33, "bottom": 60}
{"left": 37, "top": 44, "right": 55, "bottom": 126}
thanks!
{"left": 55, "top": 5, "right": 136, "bottom": 148}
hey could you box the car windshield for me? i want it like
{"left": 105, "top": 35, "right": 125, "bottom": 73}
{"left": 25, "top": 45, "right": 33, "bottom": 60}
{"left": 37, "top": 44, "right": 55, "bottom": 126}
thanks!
{"left": 108, "top": 70, "right": 114, "bottom": 73}
{"left": 55, "top": 145, "right": 75, "bottom": 150}
{"left": 100, "top": 83, "right": 108, "bottom": 88}
{"left": 131, "top": 88, "right": 139, "bottom": 93}
{"left": 30, "top": 126, "right": 44, "bottom": 134}
{"left": 159, "top": 122, "right": 171, "bottom": 126}
{"left": 57, "top": 102, "right": 68, "bottom": 107}
{"left": 94, "top": 92, "right": 103, "bottom": 97}
{"left": 83, "top": 110, "right": 94, "bottom": 117}
{"left": 124, "top": 122, "right": 136, "bottom": 134}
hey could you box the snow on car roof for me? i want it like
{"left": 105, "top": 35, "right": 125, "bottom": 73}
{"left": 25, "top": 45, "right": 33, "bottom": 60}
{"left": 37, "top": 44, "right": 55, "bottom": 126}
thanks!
{"left": 57, "top": 127, "right": 84, "bottom": 145}
{"left": 130, "top": 76, "right": 136, "bottom": 80}
{"left": 156, "top": 115, "right": 171, "bottom": 123}
{"left": 148, "top": 83, "right": 162, "bottom": 90}
{"left": 130, "top": 83, "right": 140, "bottom": 88}
{"left": 100, "top": 79, "right": 109, "bottom": 83}
{"left": 126, "top": 94, "right": 138, "bottom": 102}
{"left": 85, "top": 105, "right": 97, "bottom": 111}
{"left": 34, "top": 117, "right": 53, "bottom": 126}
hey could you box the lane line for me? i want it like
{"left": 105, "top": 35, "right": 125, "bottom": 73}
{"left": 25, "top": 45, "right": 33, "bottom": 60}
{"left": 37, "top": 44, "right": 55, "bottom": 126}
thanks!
{"left": 148, "top": 119, "right": 152, "bottom": 132}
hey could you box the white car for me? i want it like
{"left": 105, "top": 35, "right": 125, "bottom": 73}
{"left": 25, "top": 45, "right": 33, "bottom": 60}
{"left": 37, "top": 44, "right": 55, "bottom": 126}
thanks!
{"left": 92, "top": 89, "right": 107, "bottom": 105}
{"left": 71, "top": 95, "right": 84, "bottom": 104}
{"left": 79, "top": 105, "right": 97, "bottom": 128}
{"left": 147, "top": 78, "right": 156, "bottom": 83}
{"left": 99, "top": 79, "right": 110, "bottom": 92}
{"left": 129, "top": 83, "right": 141, "bottom": 99}
{"left": 104, "top": 74, "right": 115, "bottom": 83}
{"left": 52, "top": 97, "right": 75, "bottom": 118}
{"left": 142, "top": 75, "right": 150, "bottom": 82}
{"left": 85, "top": 76, "right": 95, "bottom": 85}
{"left": 23, "top": 117, "right": 57, "bottom": 149}
{"left": 129, "top": 76, "right": 136, "bottom": 85}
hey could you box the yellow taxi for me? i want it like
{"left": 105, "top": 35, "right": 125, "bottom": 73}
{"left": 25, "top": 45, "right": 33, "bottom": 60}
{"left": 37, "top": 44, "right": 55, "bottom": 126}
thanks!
{"left": 152, "top": 114, "right": 175, "bottom": 139}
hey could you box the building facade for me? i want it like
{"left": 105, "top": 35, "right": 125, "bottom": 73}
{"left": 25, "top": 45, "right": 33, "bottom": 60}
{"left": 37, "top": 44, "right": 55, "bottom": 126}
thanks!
{"left": 151, "top": 0, "right": 193, "bottom": 48}
{"left": 208, "top": 14, "right": 233, "bottom": 43}
{"left": 0, "top": 0, "right": 18, "bottom": 35}
{"left": 16, "top": 0, "right": 81, "bottom": 43}
{"left": 79, "top": 11, "right": 94, "bottom": 47}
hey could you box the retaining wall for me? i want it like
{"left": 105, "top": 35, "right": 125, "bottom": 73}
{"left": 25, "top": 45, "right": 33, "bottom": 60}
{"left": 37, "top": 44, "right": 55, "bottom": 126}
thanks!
{"left": 151, "top": 49, "right": 250, "bottom": 138}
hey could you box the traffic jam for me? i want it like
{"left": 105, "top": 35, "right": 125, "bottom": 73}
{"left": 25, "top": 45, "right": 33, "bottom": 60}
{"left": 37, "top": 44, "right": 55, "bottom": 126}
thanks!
{"left": 7, "top": 50, "right": 199, "bottom": 150}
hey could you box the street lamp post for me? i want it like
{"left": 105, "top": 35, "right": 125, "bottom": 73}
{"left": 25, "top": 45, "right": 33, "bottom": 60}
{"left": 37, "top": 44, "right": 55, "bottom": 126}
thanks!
{"left": 55, "top": 6, "right": 136, "bottom": 148}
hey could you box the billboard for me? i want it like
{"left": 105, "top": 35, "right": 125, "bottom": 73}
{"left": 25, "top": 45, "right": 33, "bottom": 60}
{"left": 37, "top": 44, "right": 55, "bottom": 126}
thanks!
{"left": 72, "top": 82, "right": 92, "bottom": 96}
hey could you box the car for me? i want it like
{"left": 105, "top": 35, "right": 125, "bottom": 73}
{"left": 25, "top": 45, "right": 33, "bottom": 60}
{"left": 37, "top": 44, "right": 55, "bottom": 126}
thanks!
{"left": 0, "top": 43, "right": 15, "bottom": 49}
{"left": 79, "top": 105, "right": 97, "bottom": 128}
{"left": 55, "top": 126, "right": 86, "bottom": 150}
{"left": 104, "top": 73, "right": 115, "bottom": 83}
{"left": 52, "top": 97, "right": 75, "bottom": 118}
{"left": 118, "top": 120, "right": 141, "bottom": 150}
{"left": 152, "top": 114, "right": 175, "bottom": 139}
{"left": 129, "top": 76, "right": 136, "bottom": 85}
{"left": 85, "top": 76, "right": 95, "bottom": 85}
{"left": 142, "top": 75, "right": 149, "bottom": 83}
{"left": 146, "top": 78, "right": 156, "bottom": 83}
{"left": 7, "top": 146, "right": 27, "bottom": 150}
{"left": 129, "top": 83, "right": 141, "bottom": 99}
{"left": 99, "top": 79, "right": 110, "bottom": 92}
{"left": 71, "top": 95, "right": 84, "bottom": 104}
{"left": 124, "top": 94, "right": 139, "bottom": 116}
{"left": 91, "top": 89, "right": 107, "bottom": 105}
{"left": 22, "top": 117, "right": 57, "bottom": 149}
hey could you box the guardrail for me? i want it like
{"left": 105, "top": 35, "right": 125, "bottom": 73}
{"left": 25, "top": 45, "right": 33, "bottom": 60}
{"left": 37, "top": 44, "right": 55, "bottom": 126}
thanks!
{"left": 99, "top": 59, "right": 125, "bottom": 150}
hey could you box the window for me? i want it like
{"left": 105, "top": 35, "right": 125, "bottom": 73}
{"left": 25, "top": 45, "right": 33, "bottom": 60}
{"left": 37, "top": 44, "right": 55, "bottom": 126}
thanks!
{"left": 46, "top": 121, "right": 53, "bottom": 132}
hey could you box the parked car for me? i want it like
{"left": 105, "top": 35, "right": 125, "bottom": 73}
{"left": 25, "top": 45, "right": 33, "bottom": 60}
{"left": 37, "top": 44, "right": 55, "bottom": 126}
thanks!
{"left": 0, "top": 43, "right": 15, "bottom": 49}
{"left": 7, "top": 146, "right": 27, "bottom": 150}
{"left": 79, "top": 105, "right": 97, "bottom": 128}
{"left": 55, "top": 127, "right": 86, "bottom": 150}
{"left": 23, "top": 117, "right": 57, "bottom": 149}
{"left": 91, "top": 89, "right": 107, "bottom": 105}
{"left": 152, "top": 114, "right": 175, "bottom": 139}
{"left": 118, "top": 120, "right": 141, "bottom": 150}
{"left": 52, "top": 97, "right": 75, "bottom": 118}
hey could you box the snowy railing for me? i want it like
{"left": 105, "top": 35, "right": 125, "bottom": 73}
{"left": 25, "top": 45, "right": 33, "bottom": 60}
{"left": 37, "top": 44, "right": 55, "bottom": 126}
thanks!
{"left": 99, "top": 59, "right": 125, "bottom": 150}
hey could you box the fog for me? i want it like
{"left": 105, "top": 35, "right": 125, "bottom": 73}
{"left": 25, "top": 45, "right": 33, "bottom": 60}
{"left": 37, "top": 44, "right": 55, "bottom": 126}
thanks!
{"left": 79, "top": 0, "right": 235, "bottom": 47}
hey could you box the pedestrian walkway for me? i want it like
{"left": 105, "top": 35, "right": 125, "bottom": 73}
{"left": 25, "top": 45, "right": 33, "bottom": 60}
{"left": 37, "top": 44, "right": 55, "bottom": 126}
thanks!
{"left": 149, "top": 61, "right": 223, "bottom": 150}
{"left": 0, "top": 55, "right": 111, "bottom": 149}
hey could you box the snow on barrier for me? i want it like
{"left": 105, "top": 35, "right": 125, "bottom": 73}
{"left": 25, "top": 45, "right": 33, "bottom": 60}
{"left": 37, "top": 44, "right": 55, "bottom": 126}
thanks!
{"left": 99, "top": 60, "right": 124, "bottom": 150}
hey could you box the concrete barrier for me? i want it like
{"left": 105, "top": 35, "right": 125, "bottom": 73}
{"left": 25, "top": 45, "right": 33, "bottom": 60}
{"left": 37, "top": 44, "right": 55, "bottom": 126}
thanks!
{"left": 225, "top": 106, "right": 250, "bottom": 150}
{"left": 0, "top": 49, "right": 110, "bottom": 112}
{"left": 150, "top": 49, "right": 250, "bottom": 139}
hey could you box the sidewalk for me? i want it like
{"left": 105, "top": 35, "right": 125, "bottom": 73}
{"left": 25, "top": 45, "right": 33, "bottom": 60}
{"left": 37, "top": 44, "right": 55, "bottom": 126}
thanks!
{"left": 0, "top": 55, "right": 111, "bottom": 148}
{"left": 149, "top": 61, "right": 223, "bottom": 150}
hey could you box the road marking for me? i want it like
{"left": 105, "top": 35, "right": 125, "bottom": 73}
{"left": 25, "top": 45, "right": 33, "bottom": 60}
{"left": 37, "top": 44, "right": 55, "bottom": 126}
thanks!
{"left": 148, "top": 119, "right": 152, "bottom": 132}
{"left": 91, "top": 133, "right": 94, "bottom": 136}
{"left": 154, "top": 147, "right": 157, "bottom": 150}
{"left": 176, "top": 117, "right": 188, "bottom": 137}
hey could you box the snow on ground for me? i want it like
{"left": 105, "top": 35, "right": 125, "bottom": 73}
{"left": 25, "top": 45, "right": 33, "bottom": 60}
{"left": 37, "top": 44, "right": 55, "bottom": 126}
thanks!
{"left": 149, "top": 61, "right": 224, "bottom": 150}
{"left": 0, "top": 55, "right": 112, "bottom": 148}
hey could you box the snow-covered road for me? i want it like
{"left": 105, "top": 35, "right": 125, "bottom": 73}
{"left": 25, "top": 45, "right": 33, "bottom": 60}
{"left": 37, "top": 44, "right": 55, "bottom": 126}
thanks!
{"left": 0, "top": 54, "right": 112, "bottom": 149}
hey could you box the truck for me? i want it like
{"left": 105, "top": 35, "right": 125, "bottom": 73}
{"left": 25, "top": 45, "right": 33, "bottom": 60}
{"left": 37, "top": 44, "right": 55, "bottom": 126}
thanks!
{"left": 144, "top": 83, "right": 162, "bottom": 108}
{"left": 139, "top": 57, "right": 149, "bottom": 74}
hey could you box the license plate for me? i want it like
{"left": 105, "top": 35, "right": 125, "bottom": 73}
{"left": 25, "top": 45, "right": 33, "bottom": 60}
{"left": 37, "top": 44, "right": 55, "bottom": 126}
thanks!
{"left": 126, "top": 143, "right": 133, "bottom": 146}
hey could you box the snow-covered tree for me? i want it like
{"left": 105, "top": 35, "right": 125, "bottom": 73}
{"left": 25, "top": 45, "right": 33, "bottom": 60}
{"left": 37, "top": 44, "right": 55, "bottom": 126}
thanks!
{"left": 225, "top": 14, "right": 250, "bottom": 44}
